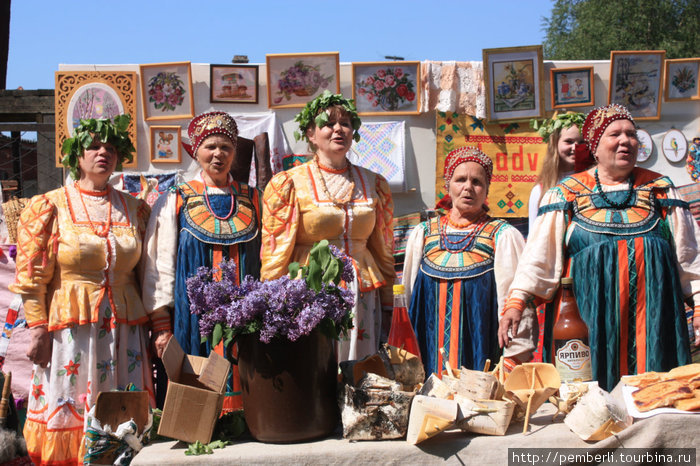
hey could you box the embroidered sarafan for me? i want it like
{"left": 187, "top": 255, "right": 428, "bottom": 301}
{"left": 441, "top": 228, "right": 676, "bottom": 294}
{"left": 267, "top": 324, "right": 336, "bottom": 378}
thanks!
{"left": 11, "top": 184, "right": 152, "bottom": 330}
{"left": 178, "top": 180, "right": 259, "bottom": 245}
{"left": 420, "top": 216, "right": 507, "bottom": 279}
{"left": 535, "top": 167, "right": 691, "bottom": 391}
{"left": 544, "top": 170, "right": 678, "bottom": 236}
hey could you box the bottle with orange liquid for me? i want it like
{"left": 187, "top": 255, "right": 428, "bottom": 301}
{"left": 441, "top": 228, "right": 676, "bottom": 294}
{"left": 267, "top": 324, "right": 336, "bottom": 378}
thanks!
{"left": 552, "top": 277, "right": 592, "bottom": 382}
{"left": 388, "top": 284, "right": 421, "bottom": 361}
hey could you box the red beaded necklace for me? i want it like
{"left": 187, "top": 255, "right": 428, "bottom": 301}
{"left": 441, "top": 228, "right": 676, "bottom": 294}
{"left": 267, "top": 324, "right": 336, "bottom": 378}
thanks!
{"left": 438, "top": 211, "right": 489, "bottom": 253}
{"left": 202, "top": 175, "right": 235, "bottom": 220}
{"left": 76, "top": 182, "right": 112, "bottom": 237}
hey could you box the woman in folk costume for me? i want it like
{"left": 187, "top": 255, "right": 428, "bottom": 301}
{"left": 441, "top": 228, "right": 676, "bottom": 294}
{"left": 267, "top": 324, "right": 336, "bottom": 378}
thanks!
{"left": 402, "top": 147, "right": 536, "bottom": 377}
{"left": 528, "top": 112, "right": 585, "bottom": 235}
{"left": 261, "top": 91, "right": 395, "bottom": 361}
{"left": 500, "top": 104, "right": 700, "bottom": 391}
{"left": 142, "top": 112, "right": 261, "bottom": 411}
{"left": 11, "top": 115, "right": 170, "bottom": 464}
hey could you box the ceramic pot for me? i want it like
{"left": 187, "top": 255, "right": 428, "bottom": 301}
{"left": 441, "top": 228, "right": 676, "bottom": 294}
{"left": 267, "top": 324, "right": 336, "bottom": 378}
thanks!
{"left": 237, "top": 329, "right": 339, "bottom": 443}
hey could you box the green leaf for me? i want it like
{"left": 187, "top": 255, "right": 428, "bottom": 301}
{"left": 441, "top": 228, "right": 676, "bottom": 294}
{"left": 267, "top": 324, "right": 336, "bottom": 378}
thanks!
{"left": 322, "top": 258, "right": 340, "bottom": 284}
{"left": 212, "top": 323, "right": 223, "bottom": 347}
{"left": 213, "top": 411, "right": 247, "bottom": 440}
{"left": 185, "top": 441, "right": 213, "bottom": 456}
{"left": 306, "top": 261, "right": 322, "bottom": 292}
{"left": 222, "top": 327, "right": 234, "bottom": 348}
{"left": 438, "top": 124, "right": 446, "bottom": 131}
{"left": 288, "top": 262, "right": 300, "bottom": 279}
{"left": 61, "top": 138, "right": 75, "bottom": 156}
{"left": 208, "top": 440, "right": 229, "bottom": 449}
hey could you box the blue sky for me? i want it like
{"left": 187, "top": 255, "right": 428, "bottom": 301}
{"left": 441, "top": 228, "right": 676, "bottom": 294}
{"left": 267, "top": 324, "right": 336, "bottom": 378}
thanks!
{"left": 6, "top": 0, "right": 554, "bottom": 90}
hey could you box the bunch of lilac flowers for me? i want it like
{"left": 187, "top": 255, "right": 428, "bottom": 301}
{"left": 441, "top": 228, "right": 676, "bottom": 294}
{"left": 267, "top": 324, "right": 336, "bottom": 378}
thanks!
{"left": 186, "top": 240, "right": 355, "bottom": 346}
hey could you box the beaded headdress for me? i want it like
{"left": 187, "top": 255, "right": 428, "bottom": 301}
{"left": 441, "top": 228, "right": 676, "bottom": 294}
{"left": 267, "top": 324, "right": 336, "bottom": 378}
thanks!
{"left": 183, "top": 111, "right": 238, "bottom": 158}
{"left": 444, "top": 146, "right": 493, "bottom": 186}
{"left": 582, "top": 104, "right": 635, "bottom": 156}
{"left": 436, "top": 147, "right": 493, "bottom": 211}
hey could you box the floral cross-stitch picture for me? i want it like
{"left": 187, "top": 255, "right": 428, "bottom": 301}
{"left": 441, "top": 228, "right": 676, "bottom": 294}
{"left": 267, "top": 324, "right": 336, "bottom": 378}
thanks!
{"left": 665, "top": 58, "right": 699, "bottom": 102}
{"left": 352, "top": 62, "right": 421, "bottom": 115}
{"left": 140, "top": 62, "right": 194, "bottom": 121}
{"left": 266, "top": 52, "right": 339, "bottom": 109}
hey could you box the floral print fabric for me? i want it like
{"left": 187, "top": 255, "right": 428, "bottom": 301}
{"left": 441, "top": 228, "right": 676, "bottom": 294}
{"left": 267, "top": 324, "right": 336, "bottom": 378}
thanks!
{"left": 24, "top": 300, "right": 152, "bottom": 465}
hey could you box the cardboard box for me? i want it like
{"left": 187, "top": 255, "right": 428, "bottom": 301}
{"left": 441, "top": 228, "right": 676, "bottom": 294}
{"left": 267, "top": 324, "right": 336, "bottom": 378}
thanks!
{"left": 157, "top": 337, "right": 230, "bottom": 444}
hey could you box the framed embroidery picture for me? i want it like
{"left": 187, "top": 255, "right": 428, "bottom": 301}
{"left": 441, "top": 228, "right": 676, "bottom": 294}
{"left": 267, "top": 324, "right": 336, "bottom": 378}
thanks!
{"left": 54, "top": 71, "right": 138, "bottom": 168}
{"left": 664, "top": 58, "right": 699, "bottom": 101}
{"left": 483, "top": 45, "right": 545, "bottom": 122}
{"left": 351, "top": 61, "right": 421, "bottom": 115}
{"left": 139, "top": 61, "right": 194, "bottom": 121}
{"left": 150, "top": 126, "right": 182, "bottom": 164}
{"left": 609, "top": 50, "right": 665, "bottom": 120}
{"left": 210, "top": 64, "right": 259, "bottom": 104}
{"left": 266, "top": 52, "right": 340, "bottom": 108}
{"left": 549, "top": 66, "right": 594, "bottom": 109}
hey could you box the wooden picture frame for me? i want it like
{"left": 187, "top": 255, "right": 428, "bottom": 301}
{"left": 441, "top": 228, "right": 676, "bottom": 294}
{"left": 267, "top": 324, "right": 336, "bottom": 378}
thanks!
{"left": 150, "top": 125, "right": 182, "bottom": 164}
{"left": 664, "top": 58, "right": 700, "bottom": 101}
{"left": 210, "top": 64, "right": 259, "bottom": 104}
{"left": 661, "top": 128, "right": 688, "bottom": 163}
{"left": 54, "top": 71, "right": 138, "bottom": 168}
{"left": 483, "top": 45, "right": 545, "bottom": 122}
{"left": 549, "top": 66, "right": 594, "bottom": 109}
{"left": 139, "top": 61, "right": 194, "bottom": 121}
{"left": 266, "top": 52, "right": 340, "bottom": 108}
{"left": 608, "top": 50, "right": 665, "bottom": 120}
{"left": 351, "top": 61, "right": 421, "bottom": 115}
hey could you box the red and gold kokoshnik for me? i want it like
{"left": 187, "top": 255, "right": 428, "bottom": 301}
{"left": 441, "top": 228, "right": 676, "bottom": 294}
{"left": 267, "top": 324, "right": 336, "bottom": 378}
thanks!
{"left": 183, "top": 111, "right": 239, "bottom": 158}
{"left": 444, "top": 146, "right": 494, "bottom": 186}
{"left": 582, "top": 104, "right": 635, "bottom": 156}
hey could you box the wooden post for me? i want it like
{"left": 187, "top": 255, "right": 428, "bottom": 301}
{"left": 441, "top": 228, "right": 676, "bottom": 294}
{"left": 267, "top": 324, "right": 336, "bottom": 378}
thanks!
{"left": 0, "top": 0, "right": 10, "bottom": 90}
{"left": 11, "top": 130, "right": 21, "bottom": 195}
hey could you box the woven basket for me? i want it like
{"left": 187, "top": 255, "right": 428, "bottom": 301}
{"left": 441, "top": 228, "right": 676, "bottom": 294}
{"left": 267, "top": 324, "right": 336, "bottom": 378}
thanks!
{"left": 2, "top": 197, "right": 28, "bottom": 244}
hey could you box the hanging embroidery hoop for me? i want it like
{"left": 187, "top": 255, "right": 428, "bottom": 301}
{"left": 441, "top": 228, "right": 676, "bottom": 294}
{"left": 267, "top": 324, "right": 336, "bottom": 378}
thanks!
{"left": 636, "top": 129, "right": 653, "bottom": 163}
{"left": 661, "top": 129, "right": 688, "bottom": 163}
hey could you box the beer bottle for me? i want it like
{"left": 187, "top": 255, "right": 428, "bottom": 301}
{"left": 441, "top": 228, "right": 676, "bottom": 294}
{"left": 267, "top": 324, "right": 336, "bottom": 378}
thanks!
{"left": 552, "top": 277, "right": 592, "bottom": 382}
{"left": 388, "top": 284, "right": 422, "bottom": 361}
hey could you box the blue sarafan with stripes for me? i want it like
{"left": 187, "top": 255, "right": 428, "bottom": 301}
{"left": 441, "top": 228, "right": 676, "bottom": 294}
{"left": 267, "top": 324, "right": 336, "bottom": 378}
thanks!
{"left": 539, "top": 167, "right": 691, "bottom": 391}
{"left": 408, "top": 216, "right": 509, "bottom": 377}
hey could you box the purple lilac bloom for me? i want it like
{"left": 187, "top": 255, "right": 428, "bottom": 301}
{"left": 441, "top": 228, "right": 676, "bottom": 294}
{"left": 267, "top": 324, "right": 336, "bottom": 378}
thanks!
{"left": 328, "top": 244, "right": 356, "bottom": 284}
{"left": 219, "top": 260, "right": 239, "bottom": 285}
{"left": 187, "top": 253, "right": 356, "bottom": 343}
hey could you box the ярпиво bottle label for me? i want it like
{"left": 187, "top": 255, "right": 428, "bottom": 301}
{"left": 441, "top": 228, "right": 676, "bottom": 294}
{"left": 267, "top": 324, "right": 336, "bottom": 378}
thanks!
{"left": 554, "top": 338, "right": 592, "bottom": 381}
